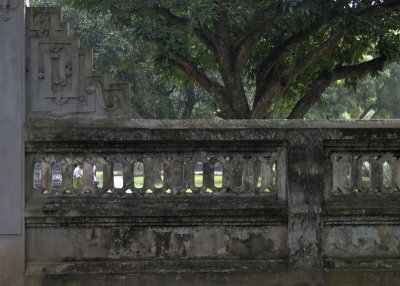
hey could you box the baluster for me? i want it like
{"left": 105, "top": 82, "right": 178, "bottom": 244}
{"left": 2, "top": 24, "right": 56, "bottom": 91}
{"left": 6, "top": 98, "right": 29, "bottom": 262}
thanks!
{"left": 242, "top": 156, "right": 253, "bottom": 192}
{"left": 123, "top": 157, "right": 134, "bottom": 194}
{"left": 218, "top": 156, "right": 228, "bottom": 194}
{"left": 171, "top": 158, "right": 184, "bottom": 194}
{"left": 143, "top": 157, "right": 155, "bottom": 194}
{"left": 164, "top": 158, "right": 185, "bottom": 194}
{"left": 87, "top": 158, "right": 98, "bottom": 193}
{"left": 259, "top": 157, "right": 267, "bottom": 193}
{"left": 253, "top": 158, "right": 261, "bottom": 193}
{"left": 62, "top": 158, "right": 73, "bottom": 193}
{"left": 343, "top": 155, "right": 352, "bottom": 192}
{"left": 331, "top": 154, "right": 340, "bottom": 194}
{"left": 275, "top": 149, "right": 287, "bottom": 201}
{"left": 351, "top": 155, "right": 362, "bottom": 192}
{"left": 336, "top": 154, "right": 351, "bottom": 194}
{"left": 82, "top": 160, "right": 93, "bottom": 193}
{"left": 389, "top": 156, "right": 396, "bottom": 191}
{"left": 203, "top": 157, "right": 214, "bottom": 193}
{"left": 222, "top": 155, "right": 234, "bottom": 193}
{"left": 164, "top": 157, "right": 173, "bottom": 193}
{"left": 41, "top": 159, "right": 52, "bottom": 194}
{"left": 231, "top": 156, "right": 244, "bottom": 193}
{"left": 371, "top": 155, "right": 383, "bottom": 192}
{"left": 183, "top": 157, "right": 195, "bottom": 194}
{"left": 102, "top": 158, "right": 113, "bottom": 193}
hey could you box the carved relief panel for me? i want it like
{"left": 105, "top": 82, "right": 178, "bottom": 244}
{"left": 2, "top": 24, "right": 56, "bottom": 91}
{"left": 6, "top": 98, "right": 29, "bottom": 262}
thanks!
{"left": 27, "top": 7, "right": 129, "bottom": 117}
{"left": 0, "top": 0, "right": 21, "bottom": 22}
{"left": 31, "top": 38, "right": 92, "bottom": 113}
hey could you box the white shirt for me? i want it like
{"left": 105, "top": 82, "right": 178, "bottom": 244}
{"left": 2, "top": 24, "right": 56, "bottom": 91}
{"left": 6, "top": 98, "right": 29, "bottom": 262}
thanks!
{"left": 93, "top": 165, "right": 97, "bottom": 181}
{"left": 73, "top": 166, "right": 83, "bottom": 178}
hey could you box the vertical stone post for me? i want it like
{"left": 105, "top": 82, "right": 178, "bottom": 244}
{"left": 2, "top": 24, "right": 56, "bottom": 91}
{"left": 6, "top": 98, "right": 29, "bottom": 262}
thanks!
{"left": 287, "top": 130, "right": 324, "bottom": 273}
{"left": 0, "top": 1, "right": 26, "bottom": 285}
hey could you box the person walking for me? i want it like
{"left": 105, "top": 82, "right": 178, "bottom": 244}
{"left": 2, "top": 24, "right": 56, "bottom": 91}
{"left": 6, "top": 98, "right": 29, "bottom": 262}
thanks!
{"left": 73, "top": 163, "right": 83, "bottom": 189}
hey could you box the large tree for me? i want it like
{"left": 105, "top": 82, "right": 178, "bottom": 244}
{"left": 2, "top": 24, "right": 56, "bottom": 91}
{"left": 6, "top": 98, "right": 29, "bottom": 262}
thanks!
{"left": 307, "top": 63, "right": 400, "bottom": 119}
{"left": 33, "top": 0, "right": 217, "bottom": 119}
{"left": 67, "top": 0, "right": 400, "bottom": 119}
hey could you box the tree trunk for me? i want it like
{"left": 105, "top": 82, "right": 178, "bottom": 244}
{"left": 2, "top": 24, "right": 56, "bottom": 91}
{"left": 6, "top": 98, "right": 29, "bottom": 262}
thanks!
{"left": 181, "top": 83, "right": 196, "bottom": 119}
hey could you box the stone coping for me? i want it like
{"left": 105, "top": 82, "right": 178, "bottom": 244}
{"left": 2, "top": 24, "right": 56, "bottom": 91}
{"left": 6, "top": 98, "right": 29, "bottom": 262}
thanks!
{"left": 25, "top": 117, "right": 400, "bottom": 129}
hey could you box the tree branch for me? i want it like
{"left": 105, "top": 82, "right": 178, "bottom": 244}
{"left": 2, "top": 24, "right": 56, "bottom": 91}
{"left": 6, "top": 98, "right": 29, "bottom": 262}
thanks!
{"left": 284, "top": 31, "right": 345, "bottom": 84}
{"left": 181, "top": 83, "right": 196, "bottom": 119}
{"left": 211, "top": 1, "right": 253, "bottom": 118}
{"left": 214, "top": 0, "right": 234, "bottom": 69}
{"left": 252, "top": 30, "right": 344, "bottom": 118}
{"left": 151, "top": 4, "right": 220, "bottom": 65}
{"left": 288, "top": 71, "right": 335, "bottom": 119}
{"left": 167, "top": 53, "right": 222, "bottom": 98}
{"left": 197, "top": 26, "right": 219, "bottom": 54}
{"left": 334, "top": 56, "right": 387, "bottom": 78}
{"left": 253, "top": 0, "right": 399, "bottom": 110}
{"left": 255, "top": 19, "right": 326, "bottom": 102}
{"left": 359, "top": 103, "right": 377, "bottom": 120}
{"left": 150, "top": 2, "right": 239, "bottom": 118}
{"left": 236, "top": 3, "right": 282, "bottom": 71}
{"left": 166, "top": 52, "right": 237, "bottom": 118}
{"left": 288, "top": 56, "right": 388, "bottom": 119}
{"left": 152, "top": 4, "right": 189, "bottom": 26}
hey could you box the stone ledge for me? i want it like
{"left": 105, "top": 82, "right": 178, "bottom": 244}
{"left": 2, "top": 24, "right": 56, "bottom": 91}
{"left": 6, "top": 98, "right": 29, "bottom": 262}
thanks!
{"left": 24, "top": 269, "right": 400, "bottom": 286}
{"left": 25, "top": 197, "right": 288, "bottom": 226}
{"left": 323, "top": 257, "right": 400, "bottom": 271}
{"left": 25, "top": 117, "right": 400, "bottom": 129}
{"left": 25, "top": 259, "right": 287, "bottom": 275}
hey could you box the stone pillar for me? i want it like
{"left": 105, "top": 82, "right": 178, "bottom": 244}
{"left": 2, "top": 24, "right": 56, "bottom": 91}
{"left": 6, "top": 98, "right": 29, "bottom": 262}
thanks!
{"left": 287, "top": 130, "right": 324, "bottom": 271}
{"left": 0, "top": 1, "right": 26, "bottom": 285}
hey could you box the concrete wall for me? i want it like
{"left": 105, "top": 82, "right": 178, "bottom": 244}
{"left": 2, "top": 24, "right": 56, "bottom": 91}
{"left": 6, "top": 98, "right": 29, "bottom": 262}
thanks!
{"left": 23, "top": 121, "right": 400, "bottom": 285}
{"left": 0, "top": 1, "right": 25, "bottom": 285}
{"left": 2, "top": 2, "right": 400, "bottom": 285}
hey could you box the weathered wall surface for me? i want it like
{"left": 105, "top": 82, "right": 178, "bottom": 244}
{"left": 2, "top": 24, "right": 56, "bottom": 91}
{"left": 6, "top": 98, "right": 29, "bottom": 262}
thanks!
{"left": 27, "top": 226, "right": 288, "bottom": 261}
{"left": 23, "top": 120, "right": 400, "bottom": 285}
{"left": 2, "top": 3, "right": 400, "bottom": 285}
{"left": 0, "top": 1, "right": 25, "bottom": 285}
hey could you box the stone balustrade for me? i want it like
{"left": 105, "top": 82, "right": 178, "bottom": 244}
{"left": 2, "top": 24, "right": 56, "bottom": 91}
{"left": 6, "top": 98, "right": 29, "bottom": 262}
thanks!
{"left": 23, "top": 119, "right": 400, "bottom": 285}
{"left": 29, "top": 150, "right": 285, "bottom": 196}
{"left": 331, "top": 152, "right": 400, "bottom": 195}
{"left": 1, "top": 2, "right": 400, "bottom": 285}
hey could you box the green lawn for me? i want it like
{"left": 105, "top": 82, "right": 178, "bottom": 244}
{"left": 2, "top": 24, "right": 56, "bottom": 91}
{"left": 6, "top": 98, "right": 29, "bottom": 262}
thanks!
{"left": 95, "top": 172, "right": 271, "bottom": 192}
{"left": 133, "top": 174, "right": 220, "bottom": 189}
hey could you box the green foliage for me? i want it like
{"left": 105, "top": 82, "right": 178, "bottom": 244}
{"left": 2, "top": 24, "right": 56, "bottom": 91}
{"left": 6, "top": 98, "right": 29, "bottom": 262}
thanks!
{"left": 32, "top": 0, "right": 217, "bottom": 119}
{"left": 34, "top": 0, "right": 400, "bottom": 119}
{"left": 308, "top": 64, "right": 400, "bottom": 119}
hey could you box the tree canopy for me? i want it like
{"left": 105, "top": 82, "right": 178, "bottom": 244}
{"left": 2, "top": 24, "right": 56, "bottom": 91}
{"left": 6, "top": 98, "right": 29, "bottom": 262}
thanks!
{"left": 307, "top": 63, "right": 400, "bottom": 119}
{"left": 64, "top": 0, "right": 400, "bottom": 119}
{"left": 32, "top": 0, "right": 218, "bottom": 119}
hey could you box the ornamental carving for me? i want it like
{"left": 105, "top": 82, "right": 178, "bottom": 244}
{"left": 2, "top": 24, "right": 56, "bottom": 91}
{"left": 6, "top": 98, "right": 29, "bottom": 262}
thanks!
{"left": 0, "top": 0, "right": 21, "bottom": 22}
{"left": 26, "top": 7, "right": 129, "bottom": 117}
